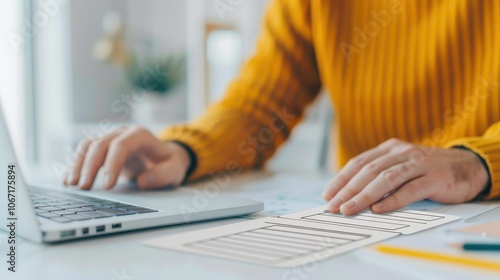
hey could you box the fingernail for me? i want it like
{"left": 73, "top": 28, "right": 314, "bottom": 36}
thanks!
{"left": 79, "top": 175, "right": 89, "bottom": 188}
{"left": 342, "top": 200, "right": 357, "bottom": 210}
{"left": 322, "top": 190, "right": 331, "bottom": 200}
{"left": 61, "top": 173, "right": 68, "bottom": 185}
{"left": 103, "top": 172, "right": 111, "bottom": 189}
{"left": 374, "top": 201, "right": 384, "bottom": 210}
{"left": 67, "top": 171, "right": 76, "bottom": 184}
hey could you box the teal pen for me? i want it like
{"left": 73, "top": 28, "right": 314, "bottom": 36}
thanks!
{"left": 462, "top": 243, "right": 500, "bottom": 251}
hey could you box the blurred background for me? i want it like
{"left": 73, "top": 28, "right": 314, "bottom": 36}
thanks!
{"left": 0, "top": 0, "right": 333, "bottom": 182}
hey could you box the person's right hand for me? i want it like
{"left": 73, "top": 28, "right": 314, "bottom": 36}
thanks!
{"left": 62, "top": 126, "right": 192, "bottom": 190}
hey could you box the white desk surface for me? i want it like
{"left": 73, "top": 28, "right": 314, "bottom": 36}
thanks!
{"left": 1, "top": 171, "right": 500, "bottom": 280}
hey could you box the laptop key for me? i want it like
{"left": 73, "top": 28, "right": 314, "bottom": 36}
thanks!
{"left": 97, "top": 201, "right": 119, "bottom": 205}
{"left": 92, "top": 205, "right": 115, "bottom": 209}
{"left": 116, "top": 205, "right": 140, "bottom": 210}
{"left": 78, "top": 211, "right": 112, "bottom": 218}
{"left": 43, "top": 200, "right": 59, "bottom": 204}
{"left": 52, "top": 210, "right": 77, "bottom": 215}
{"left": 66, "top": 206, "right": 93, "bottom": 212}
{"left": 50, "top": 217, "right": 72, "bottom": 223}
{"left": 64, "top": 214, "right": 91, "bottom": 221}
{"left": 97, "top": 208, "right": 135, "bottom": 216}
{"left": 67, "top": 202, "right": 94, "bottom": 207}
{"left": 65, "top": 199, "right": 84, "bottom": 204}
{"left": 44, "top": 201, "right": 70, "bottom": 206}
{"left": 107, "top": 203, "right": 130, "bottom": 208}
{"left": 38, "top": 206, "right": 64, "bottom": 211}
{"left": 37, "top": 212, "right": 61, "bottom": 218}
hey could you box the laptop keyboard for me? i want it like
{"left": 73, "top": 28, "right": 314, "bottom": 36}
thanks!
{"left": 30, "top": 187, "right": 158, "bottom": 223}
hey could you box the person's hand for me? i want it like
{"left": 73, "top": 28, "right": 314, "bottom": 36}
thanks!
{"left": 322, "top": 138, "right": 489, "bottom": 215}
{"left": 62, "top": 126, "right": 192, "bottom": 190}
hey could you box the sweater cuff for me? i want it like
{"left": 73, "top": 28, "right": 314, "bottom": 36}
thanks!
{"left": 170, "top": 140, "right": 198, "bottom": 183}
{"left": 445, "top": 137, "right": 500, "bottom": 200}
{"left": 157, "top": 125, "right": 221, "bottom": 181}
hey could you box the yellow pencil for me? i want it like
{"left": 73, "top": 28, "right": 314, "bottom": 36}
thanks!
{"left": 375, "top": 245, "right": 500, "bottom": 272}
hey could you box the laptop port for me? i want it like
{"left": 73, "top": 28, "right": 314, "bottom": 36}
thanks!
{"left": 82, "top": 228, "right": 89, "bottom": 235}
{"left": 111, "top": 223, "right": 122, "bottom": 229}
{"left": 96, "top": 225, "right": 105, "bottom": 233}
{"left": 60, "top": 230, "right": 76, "bottom": 238}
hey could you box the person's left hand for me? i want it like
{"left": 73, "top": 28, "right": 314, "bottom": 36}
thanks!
{"left": 322, "top": 138, "right": 489, "bottom": 215}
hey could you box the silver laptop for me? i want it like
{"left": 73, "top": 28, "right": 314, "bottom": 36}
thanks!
{"left": 0, "top": 104, "right": 263, "bottom": 243}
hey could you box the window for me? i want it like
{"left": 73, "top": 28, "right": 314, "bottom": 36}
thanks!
{"left": 0, "top": 0, "right": 30, "bottom": 165}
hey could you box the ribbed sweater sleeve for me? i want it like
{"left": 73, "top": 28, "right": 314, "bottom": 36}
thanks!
{"left": 158, "top": 0, "right": 322, "bottom": 180}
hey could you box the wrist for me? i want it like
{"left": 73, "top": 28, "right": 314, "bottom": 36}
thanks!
{"left": 169, "top": 141, "right": 197, "bottom": 182}
{"left": 471, "top": 152, "right": 492, "bottom": 200}
{"left": 453, "top": 146, "right": 491, "bottom": 200}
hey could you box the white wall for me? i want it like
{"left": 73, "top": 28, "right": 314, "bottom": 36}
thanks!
{"left": 69, "top": 0, "right": 188, "bottom": 123}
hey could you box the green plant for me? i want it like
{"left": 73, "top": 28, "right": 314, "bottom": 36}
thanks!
{"left": 124, "top": 52, "right": 186, "bottom": 94}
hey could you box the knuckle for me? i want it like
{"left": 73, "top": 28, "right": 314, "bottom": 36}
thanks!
{"left": 89, "top": 139, "right": 104, "bottom": 154}
{"left": 399, "top": 146, "right": 423, "bottom": 160}
{"left": 401, "top": 145, "right": 420, "bottom": 155}
{"left": 129, "top": 125, "right": 146, "bottom": 134}
{"left": 390, "top": 142, "right": 414, "bottom": 153}
{"left": 383, "top": 138, "right": 401, "bottom": 147}
{"left": 331, "top": 174, "right": 348, "bottom": 188}
{"left": 76, "top": 138, "right": 91, "bottom": 151}
{"left": 114, "top": 125, "right": 127, "bottom": 133}
{"left": 407, "top": 149, "right": 427, "bottom": 164}
{"left": 110, "top": 137, "right": 128, "bottom": 151}
{"left": 349, "top": 156, "right": 367, "bottom": 167}
{"left": 131, "top": 125, "right": 153, "bottom": 140}
{"left": 361, "top": 162, "right": 380, "bottom": 174}
{"left": 380, "top": 170, "right": 400, "bottom": 186}
{"left": 89, "top": 138, "right": 105, "bottom": 151}
{"left": 396, "top": 161, "right": 416, "bottom": 178}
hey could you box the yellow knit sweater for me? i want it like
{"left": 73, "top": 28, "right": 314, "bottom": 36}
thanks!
{"left": 159, "top": 0, "right": 500, "bottom": 200}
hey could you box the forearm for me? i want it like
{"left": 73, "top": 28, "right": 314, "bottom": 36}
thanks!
{"left": 158, "top": 101, "right": 302, "bottom": 180}
{"left": 159, "top": 0, "right": 321, "bottom": 181}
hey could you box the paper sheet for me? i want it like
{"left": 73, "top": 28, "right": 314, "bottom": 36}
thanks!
{"left": 144, "top": 206, "right": 460, "bottom": 267}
